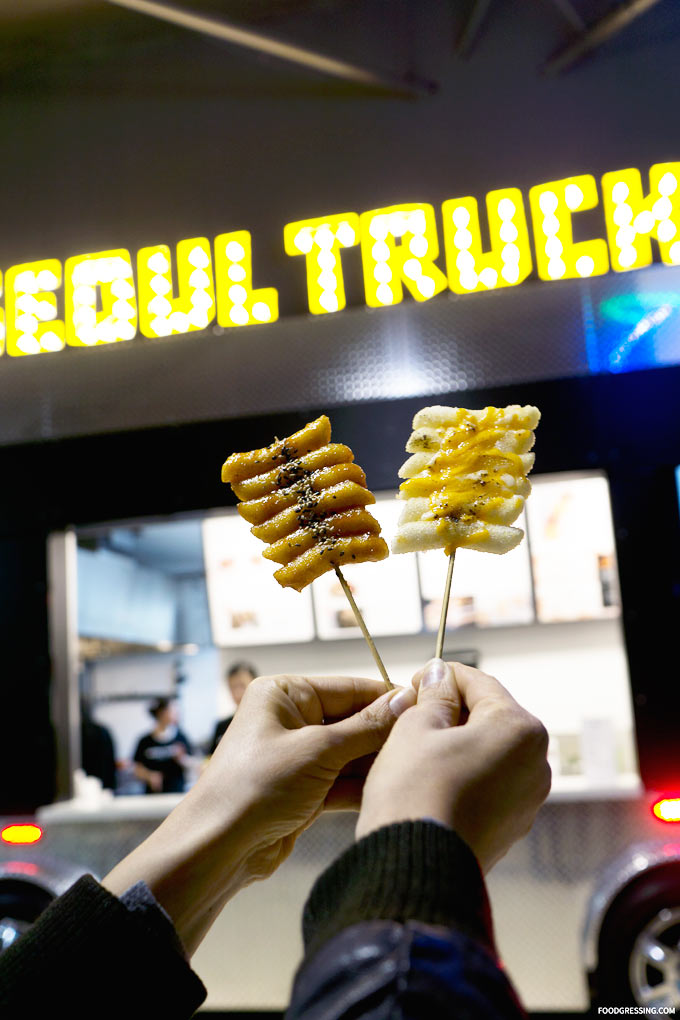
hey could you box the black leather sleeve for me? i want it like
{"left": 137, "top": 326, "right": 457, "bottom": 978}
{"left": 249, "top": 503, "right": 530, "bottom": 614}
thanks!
{"left": 288, "top": 820, "right": 526, "bottom": 1020}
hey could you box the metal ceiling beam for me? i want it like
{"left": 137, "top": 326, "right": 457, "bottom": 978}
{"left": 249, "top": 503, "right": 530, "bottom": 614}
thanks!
{"left": 104, "top": 0, "right": 437, "bottom": 96}
{"left": 455, "top": 0, "right": 493, "bottom": 57}
{"left": 545, "top": 0, "right": 585, "bottom": 32}
{"left": 543, "top": 0, "right": 665, "bottom": 75}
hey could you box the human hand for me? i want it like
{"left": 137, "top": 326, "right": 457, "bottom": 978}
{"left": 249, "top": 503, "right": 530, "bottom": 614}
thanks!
{"left": 356, "top": 660, "right": 551, "bottom": 872}
{"left": 148, "top": 770, "right": 163, "bottom": 793}
{"left": 205, "top": 674, "right": 416, "bottom": 878}
{"left": 104, "top": 674, "right": 415, "bottom": 955}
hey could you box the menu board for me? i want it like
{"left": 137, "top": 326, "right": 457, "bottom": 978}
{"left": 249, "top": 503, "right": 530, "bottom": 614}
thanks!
{"left": 202, "top": 514, "right": 315, "bottom": 646}
{"left": 311, "top": 496, "right": 423, "bottom": 640}
{"left": 202, "top": 472, "right": 621, "bottom": 648}
{"left": 418, "top": 510, "right": 535, "bottom": 631}
{"left": 526, "top": 473, "right": 621, "bottom": 622}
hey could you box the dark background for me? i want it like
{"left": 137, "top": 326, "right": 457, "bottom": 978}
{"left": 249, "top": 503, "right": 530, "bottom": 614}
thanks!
{"left": 0, "top": 0, "right": 679, "bottom": 810}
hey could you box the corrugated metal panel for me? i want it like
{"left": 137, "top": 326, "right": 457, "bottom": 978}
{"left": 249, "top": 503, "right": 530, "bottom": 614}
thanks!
{"left": 0, "top": 278, "right": 588, "bottom": 445}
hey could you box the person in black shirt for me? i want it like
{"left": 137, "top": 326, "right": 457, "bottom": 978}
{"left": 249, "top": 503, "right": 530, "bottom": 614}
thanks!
{"left": 80, "top": 698, "right": 117, "bottom": 791}
{"left": 208, "top": 661, "right": 257, "bottom": 755}
{"left": 133, "top": 697, "right": 193, "bottom": 794}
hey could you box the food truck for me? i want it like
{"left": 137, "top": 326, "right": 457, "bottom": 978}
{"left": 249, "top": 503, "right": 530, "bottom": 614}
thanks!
{"left": 1, "top": 1, "right": 679, "bottom": 1013}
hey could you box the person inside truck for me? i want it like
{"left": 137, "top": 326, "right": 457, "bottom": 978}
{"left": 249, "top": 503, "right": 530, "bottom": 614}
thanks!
{"left": 80, "top": 697, "right": 117, "bottom": 792}
{"left": 208, "top": 660, "right": 258, "bottom": 755}
{"left": 0, "top": 659, "right": 550, "bottom": 1018}
{"left": 132, "top": 697, "right": 194, "bottom": 794}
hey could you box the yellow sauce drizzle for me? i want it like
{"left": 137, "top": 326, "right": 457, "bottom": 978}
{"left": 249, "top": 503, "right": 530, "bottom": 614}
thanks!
{"left": 399, "top": 406, "right": 531, "bottom": 552}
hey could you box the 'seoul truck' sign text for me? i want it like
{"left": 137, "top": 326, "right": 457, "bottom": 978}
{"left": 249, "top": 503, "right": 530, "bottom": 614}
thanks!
{"left": 1, "top": 161, "right": 677, "bottom": 357}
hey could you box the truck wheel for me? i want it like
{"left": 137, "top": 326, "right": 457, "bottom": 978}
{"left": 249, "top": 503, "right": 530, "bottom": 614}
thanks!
{"left": 591, "top": 863, "right": 680, "bottom": 1009}
{"left": 0, "top": 857, "right": 89, "bottom": 953}
{"left": 0, "top": 878, "right": 54, "bottom": 952}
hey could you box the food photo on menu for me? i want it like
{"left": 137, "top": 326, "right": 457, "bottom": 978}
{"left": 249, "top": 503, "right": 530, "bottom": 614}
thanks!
{"left": 311, "top": 498, "right": 422, "bottom": 641}
{"left": 526, "top": 472, "right": 621, "bottom": 622}
{"left": 202, "top": 514, "right": 316, "bottom": 647}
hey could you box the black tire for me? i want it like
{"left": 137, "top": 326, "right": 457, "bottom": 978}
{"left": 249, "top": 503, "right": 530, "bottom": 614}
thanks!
{"left": 0, "top": 877, "right": 55, "bottom": 953}
{"left": 590, "top": 862, "right": 680, "bottom": 1008}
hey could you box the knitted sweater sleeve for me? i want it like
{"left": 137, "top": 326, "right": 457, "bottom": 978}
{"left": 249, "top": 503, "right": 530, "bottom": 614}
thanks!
{"left": 288, "top": 820, "right": 526, "bottom": 1020}
{"left": 0, "top": 874, "right": 206, "bottom": 1018}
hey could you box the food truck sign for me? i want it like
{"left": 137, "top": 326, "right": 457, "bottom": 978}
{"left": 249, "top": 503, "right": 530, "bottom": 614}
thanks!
{"left": 0, "top": 161, "right": 677, "bottom": 357}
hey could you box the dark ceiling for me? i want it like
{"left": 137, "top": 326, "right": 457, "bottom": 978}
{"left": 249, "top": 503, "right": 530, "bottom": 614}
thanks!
{"left": 0, "top": 0, "right": 675, "bottom": 99}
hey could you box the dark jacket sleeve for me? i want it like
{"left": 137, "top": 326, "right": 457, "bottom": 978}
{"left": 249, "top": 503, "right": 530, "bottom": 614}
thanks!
{"left": 287, "top": 820, "right": 526, "bottom": 1020}
{"left": 0, "top": 874, "right": 206, "bottom": 1019}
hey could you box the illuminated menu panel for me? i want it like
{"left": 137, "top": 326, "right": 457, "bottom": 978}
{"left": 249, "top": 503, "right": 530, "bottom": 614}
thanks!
{"left": 418, "top": 511, "right": 534, "bottom": 631}
{"left": 202, "top": 473, "right": 621, "bottom": 647}
{"left": 526, "top": 473, "right": 620, "bottom": 622}
{"left": 202, "top": 514, "right": 314, "bottom": 646}
{"left": 311, "top": 497, "right": 422, "bottom": 640}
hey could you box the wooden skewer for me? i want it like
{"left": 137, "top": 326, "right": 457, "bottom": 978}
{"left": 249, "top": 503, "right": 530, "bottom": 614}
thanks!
{"left": 334, "top": 566, "right": 393, "bottom": 689}
{"left": 435, "top": 549, "right": 457, "bottom": 660}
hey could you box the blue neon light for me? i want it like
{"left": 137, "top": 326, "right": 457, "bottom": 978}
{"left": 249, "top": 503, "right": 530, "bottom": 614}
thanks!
{"left": 584, "top": 277, "right": 680, "bottom": 374}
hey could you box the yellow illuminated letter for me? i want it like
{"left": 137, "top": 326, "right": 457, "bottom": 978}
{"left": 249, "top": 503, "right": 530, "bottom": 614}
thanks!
{"left": 0, "top": 271, "right": 4, "bottom": 356}
{"left": 138, "top": 238, "right": 215, "bottom": 338}
{"left": 602, "top": 162, "right": 680, "bottom": 271}
{"left": 214, "top": 230, "right": 278, "bottom": 327}
{"left": 65, "top": 249, "right": 137, "bottom": 347}
{"left": 529, "top": 175, "right": 609, "bottom": 281}
{"left": 359, "top": 203, "right": 447, "bottom": 307}
{"left": 442, "top": 188, "right": 532, "bottom": 293}
{"left": 5, "top": 260, "right": 65, "bottom": 357}
{"left": 284, "top": 213, "right": 359, "bottom": 315}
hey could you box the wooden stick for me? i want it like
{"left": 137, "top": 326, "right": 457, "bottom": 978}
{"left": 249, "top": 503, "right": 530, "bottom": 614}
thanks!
{"left": 335, "top": 566, "right": 393, "bottom": 689}
{"left": 435, "top": 550, "right": 457, "bottom": 660}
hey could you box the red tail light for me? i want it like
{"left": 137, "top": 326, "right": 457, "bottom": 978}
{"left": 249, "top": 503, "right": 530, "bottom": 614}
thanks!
{"left": 1, "top": 823, "right": 43, "bottom": 845}
{"left": 5, "top": 861, "right": 40, "bottom": 876}
{"left": 652, "top": 797, "right": 680, "bottom": 822}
